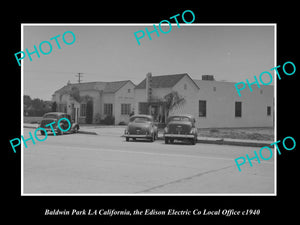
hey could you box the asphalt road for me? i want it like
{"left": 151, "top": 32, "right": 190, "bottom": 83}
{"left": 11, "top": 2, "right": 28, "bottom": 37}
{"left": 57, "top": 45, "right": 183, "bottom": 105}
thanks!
{"left": 23, "top": 128, "right": 275, "bottom": 195}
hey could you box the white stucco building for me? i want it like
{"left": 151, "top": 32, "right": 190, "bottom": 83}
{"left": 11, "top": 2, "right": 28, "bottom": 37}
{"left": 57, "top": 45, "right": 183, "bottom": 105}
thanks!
{"left": 134, "top": 73, "right": 274, "bottom": 128}
{"left": 52, "top": 73, "right": 274, "bottom": 128}
{"left": 52, "top": 80, "right": 135, "bottom": 125}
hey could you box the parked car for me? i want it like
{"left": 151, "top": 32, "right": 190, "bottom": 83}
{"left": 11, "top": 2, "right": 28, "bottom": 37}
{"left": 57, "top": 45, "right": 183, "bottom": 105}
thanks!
{"left": 164, "top": 114, "right": 197, "bottom": 145}
{"left": 124, "top": 114, "right": 158, "bottom": 142}
{"left": 39, "top": 112, "right": 79, "bottom": 135}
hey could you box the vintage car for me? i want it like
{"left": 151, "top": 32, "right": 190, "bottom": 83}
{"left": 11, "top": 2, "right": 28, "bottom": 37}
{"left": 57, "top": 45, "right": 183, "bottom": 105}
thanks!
{"left": 39, "top": 112, "right": 80, "bottom": 135}
{"left": 124, "top": 114, "right": 158, "bottom": 142}
{"left": 164, "top": 114, "right": 197, "bottom": 145}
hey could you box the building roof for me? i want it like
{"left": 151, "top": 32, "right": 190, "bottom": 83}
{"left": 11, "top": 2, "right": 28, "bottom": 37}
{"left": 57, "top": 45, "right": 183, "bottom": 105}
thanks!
{"left": 193, "top": 79, "right": 236, "bottom": 87}
{"left": 103, "top": 80, "right": 131, "bottom": 93}
{"left": 54, "top": 80, "right": 134, "bottom": 95}
{"left": 135, "top": 73, "right": 189, "bottom": 89}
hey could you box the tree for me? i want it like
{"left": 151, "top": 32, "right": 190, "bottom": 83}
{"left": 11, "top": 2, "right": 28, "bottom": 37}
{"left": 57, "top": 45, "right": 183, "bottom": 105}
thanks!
{"left": 163, "top": 91, "right": 186, "bottom": 119}
{"left": 69, "top": 86, "right": 81, "bottom": 102}
{"left": 24, "top": 95, "right": 32, "bottom": 107}
{"left": 66, "top": 87, "right": 94, "bottom": 124}
{"left": 23, "top": 95, "right": 53, "bottom": 116}
{"left": 51, "top": 101, "right": 57, "bottom": 112}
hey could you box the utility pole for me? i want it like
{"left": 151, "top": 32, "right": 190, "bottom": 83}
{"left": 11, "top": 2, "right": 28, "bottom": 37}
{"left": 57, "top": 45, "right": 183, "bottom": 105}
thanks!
{"left": 75, "top": 73, "right": 84, "bottom": 83}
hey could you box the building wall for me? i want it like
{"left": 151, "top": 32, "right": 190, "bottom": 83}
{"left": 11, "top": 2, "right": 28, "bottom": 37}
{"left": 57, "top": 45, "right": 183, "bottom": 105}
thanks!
{"left": 101, "top": 92, "right": 115, "bottom": 121}
{"left": 114, "top": 82, "right": 135, "bottom": 124}
{"left": 78, "top": 90, "right": 101, "bottom": 123}
{"left": 193, "top": 80, "right": 274, "bottom": 128}
{"left": 134, "top": 87, "right": 172, "bottom": 114}
{"left": 169, "top": 75, "right": 200, "bottom": 120}
{"left": 134, "top": 78, "right": 274, "bottom": 128}
{"left": 53, "top": 78, "right": 274, "bottom": 128}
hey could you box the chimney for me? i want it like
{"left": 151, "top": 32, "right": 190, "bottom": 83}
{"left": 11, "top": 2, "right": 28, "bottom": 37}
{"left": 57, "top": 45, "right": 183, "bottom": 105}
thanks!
{"left": 202, "top": 75, "right": 215, "bottom": 81}
{"left": 146, "top": 72, "right": 152, "bottom": 102}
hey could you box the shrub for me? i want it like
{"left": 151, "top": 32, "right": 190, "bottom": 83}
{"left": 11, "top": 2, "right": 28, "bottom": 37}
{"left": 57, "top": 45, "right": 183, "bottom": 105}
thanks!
{"left": 101, "top": 115, "right": 115, "bottom": 125}
{"left": 209, "top": 128, "right": 219, "bottom": 133}
{"left": 118, "top": 121, "right": 126, "bottom": 125}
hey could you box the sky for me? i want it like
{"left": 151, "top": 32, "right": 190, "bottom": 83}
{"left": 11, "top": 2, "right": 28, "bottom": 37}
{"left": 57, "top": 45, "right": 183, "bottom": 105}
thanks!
{"left": 23, "top": 24, "right": 275, "bottom": 100}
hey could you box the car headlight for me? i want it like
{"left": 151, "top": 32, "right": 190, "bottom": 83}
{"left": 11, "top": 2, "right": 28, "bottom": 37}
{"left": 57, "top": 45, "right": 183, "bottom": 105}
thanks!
{"left": 124, "top": 128, "right": 129, "bottom": 134}
{"left": 190, "top": 128, "right": 195, "bottom": 134}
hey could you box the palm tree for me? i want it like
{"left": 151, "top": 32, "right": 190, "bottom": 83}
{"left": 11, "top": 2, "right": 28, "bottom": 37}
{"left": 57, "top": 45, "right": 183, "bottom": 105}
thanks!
{"left": 163, "top": 91, "right": 186, "bottom": 121}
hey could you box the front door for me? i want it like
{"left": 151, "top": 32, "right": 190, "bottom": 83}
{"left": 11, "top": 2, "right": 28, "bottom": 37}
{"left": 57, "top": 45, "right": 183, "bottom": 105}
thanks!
{"left": 150, "top": 105, "right": 159, "bottom": 122}
{"left": 86, "top": 100, "right": 93, "bottom": 124}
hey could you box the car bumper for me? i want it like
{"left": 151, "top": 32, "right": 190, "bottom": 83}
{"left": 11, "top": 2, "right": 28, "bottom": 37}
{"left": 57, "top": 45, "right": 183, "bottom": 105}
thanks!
{"left": 39, "top": 127, "right": 66, "bottom": 134}
{"left": 124, "top": 134, "right": 153, "bottom": 138}
{"left": 164, "top": 134, "right": 195, "bottom": 139}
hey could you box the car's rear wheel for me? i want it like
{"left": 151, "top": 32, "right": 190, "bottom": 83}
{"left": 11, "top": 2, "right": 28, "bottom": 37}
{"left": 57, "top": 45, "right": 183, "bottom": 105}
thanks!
{"left": 150, "top": 133, "right": 155, "bottom": 142}
{"left": 126, "top": 137, "right": 129, "bottom": 142}
{"left": 165, "top": 138, "right": 169, "bottom": 144}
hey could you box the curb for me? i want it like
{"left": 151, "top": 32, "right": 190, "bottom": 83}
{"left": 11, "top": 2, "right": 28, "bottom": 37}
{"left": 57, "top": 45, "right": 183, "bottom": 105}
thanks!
{"left": 77, "top": 130, "right": 98, "bottom": 135}
{"left": 152, "top": 136, "right": 270, "bottom": 147}
{"left": 196, "top": 138, "right": 270, "bottom": 147}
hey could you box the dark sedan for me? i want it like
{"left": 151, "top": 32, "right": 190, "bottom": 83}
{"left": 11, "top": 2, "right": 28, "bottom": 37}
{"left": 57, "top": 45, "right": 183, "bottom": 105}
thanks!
{"left": 39, "top": 112, "right": 79, "bottom": 135}
{"left": 124, "top": 114, "right": 158, "bottom": 142}
{"left": 164, "top": 114, "right": 197, "bottom": 145}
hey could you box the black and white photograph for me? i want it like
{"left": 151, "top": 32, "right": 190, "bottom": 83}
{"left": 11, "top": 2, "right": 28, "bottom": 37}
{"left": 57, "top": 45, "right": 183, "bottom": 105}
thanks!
{"left": 5, "top": 5, "right": 298, "bottom": 224}
{"left": 21, "top": 24, "right": 275, "bottom": 195}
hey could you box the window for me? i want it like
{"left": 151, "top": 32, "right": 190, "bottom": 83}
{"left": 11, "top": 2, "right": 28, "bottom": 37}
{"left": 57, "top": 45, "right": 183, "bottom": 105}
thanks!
{"left": 80, "top": 103, "right": 86, "bottom": 117}
{"left": 199, "top": 100, "right": 206, "bottom": 117}
{"left": 267, "top": 106, "right": 271, "bottom": 116}
{"left": 168, "top": 116, "right": 191, "bottom": 122}
{"left": 235, "top": 101, "right": 242, "bottom": 117}
{"left": 130, "top": 116, "right": 151, "bottom": 122}
{"left": 184, "top": 84, "right": 187, "bottom": 90}
{"left": 213, "top": 87, "right": 216, "bottom": 92}
{"left": 104, "top": 103, "right": 113, "bottom": 116}
{"left": 139, "top": 102, "right": 148, "bottom": 114}
{"left": 128, "top": 89, "right": 131, "bottom": 93}
{"left": 121, "top": 104, "right": 131, "bottom": 115}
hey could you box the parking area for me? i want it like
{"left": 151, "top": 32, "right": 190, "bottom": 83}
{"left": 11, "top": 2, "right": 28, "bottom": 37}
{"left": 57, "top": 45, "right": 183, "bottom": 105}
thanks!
{"left": 22, "top": 128, "right": 275, "bottom": 195}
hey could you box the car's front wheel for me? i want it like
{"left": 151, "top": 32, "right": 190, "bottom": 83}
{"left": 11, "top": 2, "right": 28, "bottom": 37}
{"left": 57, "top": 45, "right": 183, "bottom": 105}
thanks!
{"left": 190, "top": 138, "right": 196, "bottom": 145}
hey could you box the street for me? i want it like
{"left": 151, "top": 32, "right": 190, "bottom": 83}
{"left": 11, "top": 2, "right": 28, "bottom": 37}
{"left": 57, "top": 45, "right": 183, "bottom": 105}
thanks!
{"left": 23, "top": 128, "right": 275, "bottom": 195}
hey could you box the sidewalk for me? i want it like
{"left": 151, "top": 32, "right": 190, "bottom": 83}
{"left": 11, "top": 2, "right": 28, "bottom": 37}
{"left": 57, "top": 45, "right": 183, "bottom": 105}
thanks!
{"left": 23, "top": 123, "right": 271, "bottom": 147}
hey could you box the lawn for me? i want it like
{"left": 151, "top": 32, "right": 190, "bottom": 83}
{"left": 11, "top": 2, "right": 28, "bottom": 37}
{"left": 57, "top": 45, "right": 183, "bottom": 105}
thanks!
{"left": 24, "top": 116, "right": 43, "bottom": 124}
{"left": 197, "top": 127, "right": 274, "bottom": 141}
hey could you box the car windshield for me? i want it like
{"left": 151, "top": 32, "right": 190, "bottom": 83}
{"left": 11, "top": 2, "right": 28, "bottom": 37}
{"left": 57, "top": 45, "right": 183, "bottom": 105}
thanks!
{"left": 169, "top": 116, "right": 191, "bottom": 122}
{"left": 43, "top": 114, "right": 58, "bottom": 119}
{"left": 130, "top": 117, "right": 151, "bottom": 123}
